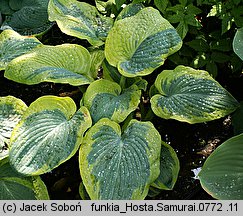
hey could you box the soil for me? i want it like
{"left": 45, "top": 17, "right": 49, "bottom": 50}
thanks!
{"left": 1, "top": 24, "right": 243, "bottom": 200}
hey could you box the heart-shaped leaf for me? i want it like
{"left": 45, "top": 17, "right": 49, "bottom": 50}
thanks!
{"left": 0, "top": 96, "right": 27, "bottom": 160}
{"left": 0, "top": 159, "right": 49, "bottom": 200}
{"left": 151, "top": 141, "right": 180, "bottom": 190}
{"left": 233, "top": 27, "right": 243, "bottom": 61}
{"left": 4, "top": 44, "right": 93, "bottom": 86}
{"left": 105, "top": 7, "right": 182, "bottom": 77}
{"left": 0, "top": 29, "right": 42, "bottom": 70}
{"left": 1, "top": 0, "right": 53, "bottom": 35}
{"left": 83, "top": 79, "right": 141, "bottom": 123}
{"left": 48, "top": 0, "right": 114, "bottom": 46}
{"left": 198, "top": 133, "right": 243, "bottom": 199}
{"left": 151, "top": 66, "right": 239, "bottom": 123}
{"left": 9, "top": 96, "right": 92, "bottom": 175}
{"left": 79, "top": 118, "right": 161, "bottom": 199}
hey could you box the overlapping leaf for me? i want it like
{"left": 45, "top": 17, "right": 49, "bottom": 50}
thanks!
{"left": 116, "top": 3, "right": 144, "bottom": 21}
{"left": 83, "top": 79, "right": 141, "bottom": 123}
{"left": 152, "top": 141, "right": 179, "bottom": 190}
{"left": 1, "top": 0, "right": 53, "bottom": 35}
{"left": 9, "top": 96, "right": 92, "bottom": 175}
{"left": 79, "top": 118, "right": 161, "bottom": 199}
{"left": 102, "top": 59, "right": 122, "bottom": 83}
{"left": 89, "top": 49, "right": 105, "bottom": 79}
{"left": 199, "top": 134, "right": 243, "bottom": 199}
{"left": 0, "top": 159, "right": 49, "bottom": 199}
{"left": 102, "top": 59, "right": 148, "bottom": 90}
{"left": 48, "top": 0, "right": 114, "bottom": 46}
{"left": 4, "top": 44, "right": 93, "bottom": 86}
{"left": 0, "top": 96, "right": 27, "bottom": 160}
{"left": 105, "top": 7, "right": 182, "bottom": 77}
{"left": 0, "top": 29, "right": 42, "bottom": 70}
{"left": 151, "top": 66, "right": 239, "bottom": 123}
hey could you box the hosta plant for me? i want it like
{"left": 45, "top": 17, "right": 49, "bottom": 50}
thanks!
{"left": 0, "top": 0, "right": 242, "bottom": 200}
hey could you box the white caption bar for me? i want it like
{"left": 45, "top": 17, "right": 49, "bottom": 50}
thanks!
{"left": 0, "top": 200, "right": 242, "bottom": 216}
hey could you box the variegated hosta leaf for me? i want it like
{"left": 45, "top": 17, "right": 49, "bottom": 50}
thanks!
{"left": 151, "top": 141, "right": 179, "bottom": 190}
{"left": 4, "top": 44, "right": 93, "bottom": 86}
{"left": 0, "top": 29, "right": 42, "bottom": 70}
{"left": 79, "top": 118, "right": 161, "bottom": 200}
{"left": 48, "top": 0, "right": 114, "bottom": 46}
{"left": 0, "top": 96, "right": 27, "bottom": 160}
{"left": 0, "top": 158, "right": 49, "bottom": 200}
{"left": 9, "top": 96, "right": 92, "bottom": 175}
{"left": 1, "top": 0, "right": 53, "bottom": 36}
{"left": 198, "top": 134, "right": 243, "bottom": 199}
{"left": 105, "top": 7, "right": 182, "bottom": 77}
{"left": 151, "top": 66, "right": 239, "bottom": 124}
{"left": 83, "top": 79, "right": 141, "bottom": 123}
